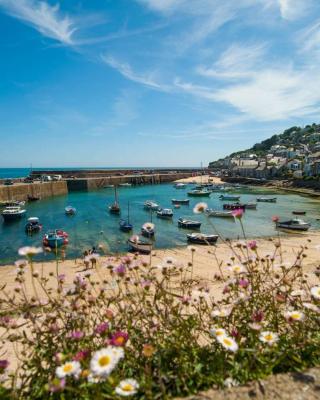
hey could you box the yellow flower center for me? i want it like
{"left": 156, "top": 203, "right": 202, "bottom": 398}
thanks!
{"left": 115, "top": 337, "right": 125, "bottom": 345}
{"left": 122, "top": 384, "right": 134, "bottom": 392}
{"left": 291, "top": 313, "right": 300, "bottom": 319}
{"left": 216, "top": 330, "right": 224, "bottom": 336}
{"left": 223, "top": 338, "right": 232, "bottom": 346}
{"left": 265, "top": 334, "right": 273, "bottom": 341}
{"left": 98, "top": 355, "right": 111, "bottom": 367}
{"left": 63, "top": 363, "right": 73, "bottom": 373}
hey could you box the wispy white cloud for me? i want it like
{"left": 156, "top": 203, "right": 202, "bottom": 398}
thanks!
{"left": 278, "top": 0, "right": 312, "bottom": 21}
{"left": 0, "top": 0, "right": 76, "bottom": 44}
{"left": 101, "top": 55, "right": 170, "bottom": 91}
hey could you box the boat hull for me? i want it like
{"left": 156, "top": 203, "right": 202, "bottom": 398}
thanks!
{"left": 2, "top": 211, "right": 26, "bottom": 221}
{"left": 171, "top": 199, "right": 190, "bottom": 205}
{"left": 128, "top": 239, "right": 152, "bottom": 254}
{"left": 187, "top": 191, "right": 211, "bottom": 197}
{"left": 187, "top": 234, "right": 219, "bottom": 245}
{"left": 178, "top": 219, "right": 201, "bottom": 229}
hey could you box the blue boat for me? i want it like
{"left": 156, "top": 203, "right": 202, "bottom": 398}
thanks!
{"left": 43, "top": 230, "right": 69, "bottom": 248}
{"left": 119, "top": 202, "right": 133, "bottom": 232}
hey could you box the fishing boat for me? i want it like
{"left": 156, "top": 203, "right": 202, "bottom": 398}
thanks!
{"left": 223, "top": 203, "right": 246, "bottom": 210}
{"left": 157, "top": 208, "right": 173, "bottom": 219}
{"left": 141, "top": 222, "right": 155, "bottom": 238}
{"left": 292, "top": 211, "right": 306, "bottom": 215}
{"left": 171, "top": 199, "right": 190, "bottom": 205}
{"left": 119, "top": 203, "right": 133, "bottom": 232}
{"left": 43, "top": 230, "right": 69, "bottom": 248}
{"left": 144, "top": 200, "right": 160, "bottom": 211}
{"left": 187, "top": 233, "right": 219, "bottom": 245}
{"left": 219, "top": 195, "right": 240, "bottom": 201}
{"left": 244, "top": 202, "right": 257, "bottom": 210}
{"left": 187, "top": 190, "right": 211, "bottom": 197}
{"left": 27, "top": 195, "right": 40, "bottom": 202}
{"left": 25, "top": 217, "right": 42, "bottom": 234}
{"left": 178, "top": 218, "right": 201, "bottom": 229}
{"left": 109, "top": 186, "right": 121, "bottom": 214}
{"left": 1, "top": 206, "right": 26, "bottom": 221}
{"left": 256, "top": 197, "right": 277, "bottom": 203}
{"left": 0, "top": 200, "right": 25, "bottom": 208}
{"left": 206, "top": 209, "right": 234, "bottom": 218}
{"left": 104, "top": 184, "right": 114, "bottom": 188}
{"left": 119, "top": 183, "right": 132, "bottom": 187}
{"left": 128, "top": 237, "right": 153, "bottom": 254}
{"left": 276, "top": 218, "right": 310, "bottom": 231}
{"left": 174, "top": 183, "right": 186, "bottom": 189}
{"left": 65, "top": 206, "right": 76, "bottom": 215}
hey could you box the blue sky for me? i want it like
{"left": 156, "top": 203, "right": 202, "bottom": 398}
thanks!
{"left": 1, "top": 0, "right": 320, "bottom": 167}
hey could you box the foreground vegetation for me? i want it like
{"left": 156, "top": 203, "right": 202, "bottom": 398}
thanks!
{"left": 0, "top": 208, "right": 319, "bottom": 399}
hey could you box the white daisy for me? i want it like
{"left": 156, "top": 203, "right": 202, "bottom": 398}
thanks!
{"left": 302, "top": 302, "right": 320, "bottom": 313}
{"left": 217, "top": 335, "right": 238, "bottom": 352}
{"left": 193, "top": 202, "right": 208, "bottom": 214}
{"left": 56, "top": 361, "right": 81, "bottom": 379}
{"left": 209, "top": 327, "right": 226, "bottom": 338}
{"left": 18, "top": 246, "right": 43, "bottom": 257}
{"left": 211, "top": 306, "right": 233, "bottom": 318}
{"left": 259, "top": 331, "right": 279, "bottom": 346}
{"left": 90, "top": 347, "right": 121, "bottom": 377}
{"left": 284, "top": 310, "right": 305, "bottom": 322}
{"left": 115, "top": 379, "right": 139, "bottom": 396}
{"left": 311, "top": 286, "right": 320, "bottom": 300}
{"left": 229, "top": 264, "right": 247, "bottom": 274}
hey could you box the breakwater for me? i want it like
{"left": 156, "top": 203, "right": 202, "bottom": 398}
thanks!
{"left": 0, "top": 171, "right": 193, "bottom": 202}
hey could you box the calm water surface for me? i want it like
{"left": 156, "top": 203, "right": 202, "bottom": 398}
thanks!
{"left": 0, "top": 183, "right": 319, "bottom": 265}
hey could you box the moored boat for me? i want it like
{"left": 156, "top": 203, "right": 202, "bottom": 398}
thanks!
{"left": 187, "top": 233, "right": 219, "bottom": 245}
{"left": 171, "top": 199, "right": 190, "bottom": 205}
{"left": 219, "top": 195, "right": 240, "bottom": 201}
{"left": 119, "top": 202, "right": 133, "bottom": 232}
{"left": 104, "top": 184, "right": 114, "bottom": 188}
{"left": 292, "top": 211, "right": 306, "bottom": 215}
{"left": 174, "top": 183, "right": 186, "bottom": 189}
{"left": 119, "top": 183, "right": 132, "bottom": 187}
{"left": 109, "top": 186, "right": 121, "bottom": 214}
{"left": 244, "top": 202, "right": 257, "bottom": 210}
{"left": 276, "top": 218, "right": 310, "bottom": 231}
{"left": 223, "top": 203, "right": 246, "bottom": 210}
{"left": 144, "top": 200, "right": 159, "bottom": 211}
{"left": 257, "top": 197, "right": 277, "bottom": 203}
{"left": 25, "top": 217, "right": 42, "bottom": 234}
{"left": 128, "top": 237, "right": 153, "bottom": 254}
{"left": 27, "top": 195, "right": 40, "bottom": 202}
{"left": 206, "top": 209, "right": 234, "bottom": 218}
{"left": 187, "top": 190, "right": 211, "bottom": 197}
{"left": 1, "top": 206, "right": 26, "bottom": 221}
{"left": 178, "top": 218, "right": 201, "bottom": 229}
{"left": 157, "top": 208, "right": 173, "bottom": 219}
{"left": 0, "top": 200, "right": 25, "bottom": 208}
{"left": 65, "top": 206, "right": 76, "bottom": 215}
{"left": 43, "top": 230, "right": 69, "bottom": 248}
{"left": 141, "top": 222, "right": 155, "bottom": 238}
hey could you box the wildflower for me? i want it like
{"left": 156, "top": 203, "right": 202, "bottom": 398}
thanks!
{"left": 209, "top": 327, "right": 226, "bottom": 338}
{"left": 48, "top": 378, "right": 66, "bottom": 393}
{"left": 272, "top": 215, "right": 279, "bottom": 222}
{"left": 113, "top": 264, "right": 126, "bottom": 276}
{"left": 90, "top": 347, "right": 121, "bottom": 377}
{"left": 259, "top": 331, "right": 279, "bottom": 346}
{"left": 95, "top": 322, "right": 109, "bottom": 335}
{"left": 141, "top": 280, "right": 151, "bottom": 290}
{"left": 18, "top": 246, "right": 43, "bottom": 257}
{"left": 232, "top": 209, "right": 243, "bottom": 219}
{"left": 69, "top": 331, "right": 84, "bottom": 340}
{"left": 56, "top": 361, "right": 81, "bottom": 379}
{"left": 73, "top": 350, "right": 90, "bottom": 362}
{"left": 290, "top": 289, "right": 306, "bottom": 297}
{"left": 163, "top": 256, "right": 177, "bottom": 266}
{"left": 247, "top": 240, "right": 257, "bottom": 250}
{"left": 14, "top": 259, "right": 27, "bottom": 268}
{"left": 284, "top": 310, "right": 305, "bottom": 322}
{"left": 251, "top": 310, "right": 264, "bottom": 323}
{"left": 142, "top": 222, "right": 155, "bottom": 231}
{"left": 0, "top": 360, "right": 9, "bottom": 373}
{"left": 142, "top": 344, "right": 155, "bottom": 357}
{"left": 239, "top": 278, "right": 249, "bottom": 288}
{"left": 311, "top": 286, "right": 320, "bottom": 300}
{"left": 115, "top": 379, "right": 139, "bottom": 396}
{"left": 109, "top": 331, "right": 129, "bottom": 347}
{"left": 211, "top": 306, "right": 233, "bottom": 318}
{"left": 217, "top": 335, "right": 238, "bottom": 352}
{"left": 248, "top": 322, "right": 262, "bottom": 331}
{"left": 302, "top": 302, "right": 320, "bottom": 313}
{"left": 193, "top": 202, "right": 208, "bottom": 214}
{"left": 229, "top": 264, "right": 247, "bottom": 274}
{"left": 224, "top": 377, "right": 239, "bottom": 388}
{"left": 187, "top": 245, "right": 196, "bottom": 252}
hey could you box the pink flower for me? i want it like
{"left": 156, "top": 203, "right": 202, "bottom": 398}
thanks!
{"left": 113, "top": 264, "right": 126, "bottom": 276}
{"left": 0, "top": 360, "right": 9, "bottom": 372}
{"left": 58, "top": 274, "right": 66, "bottom": 283}
{"left": 232, "top": 209, "right": 243, "bottom": 219}
{"left": 48, "top": 378, "right": 66, "bottom": 393}
{"left": 73, "top": 350, "right": 90, "bottom": 361}
{"left": 239, "top": 278, "right": 249, "bottom": 289}
{"left": 247, "top": 240, "right": 257, "bottom": 250}
{"left": 272, "top": 215, "right": 279, "bottom": 222}
{"left": 69, "top": 331, "right": 84, "bottom": 340}
{"left": 94, "top": 322, "right": 109, "bottom": 335}
{"left": 109, "top": 331, "right": 129, "bottom": 347}
{"left": 181, "top": 296, "right": 191, "bottom": 305}
{"left": 141, "top": 280, "right": 151, "bottom": 289}
{"left": 251, "top": 310, "right": 264, "bottom": 323}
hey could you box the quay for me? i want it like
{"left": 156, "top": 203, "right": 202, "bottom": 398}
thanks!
{"left": 0, "top": 168, "right": 203, "bottom": 203}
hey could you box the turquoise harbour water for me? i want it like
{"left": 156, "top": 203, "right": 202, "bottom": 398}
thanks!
{"left": 0, "top": 183, "right": 320, "bottom": 265}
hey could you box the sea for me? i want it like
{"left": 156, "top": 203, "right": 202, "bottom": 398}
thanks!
{"left": 0, "top": 182, "right": 319, "bottom": 265}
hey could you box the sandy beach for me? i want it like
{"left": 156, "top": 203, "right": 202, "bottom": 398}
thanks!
{"left": 174, "top": 175, "right": 222, "bottom": 184}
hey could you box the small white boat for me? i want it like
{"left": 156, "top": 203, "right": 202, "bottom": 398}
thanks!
{"left": 104, "top": 184, "right": 114, "bottom": 188}
{"left": 276, "top": 218, "right": 310, "bottom": 231}
{"left": 244, "top": 202, "right": 257, "bottom": 210}
{"left": 257, "top": 197, "right": 277, "bottom": 203}
{"left": 187, "top": 233, "right": 219, "bottom": 244}
{"left": 174, "top": 183, "right": 186, "bottom": 189}
{"left": 128, "top": 238, "right": 153, "bottom": 254}
{"left": 206, "top": 209, "right": 234, "bottom": 218}
{"left": 141, "top": 222, "right": 155, "bottom": 237}
{"left": 25, "top": 217, "right": 42, "bottom": 233}
{"left": 178, "top": 218, "right": 201, "bottom": 229}
{"left": 1, "top": 206, "right": 26, "bottom": 221}
{"left": 65, "top": 206, "right": 76, "bottom": 215}
{"left": 157, "top": 208, "right": 173, "bottom": 219}
{"left": 119, "top": 183, "right": 132, "bottom": 187}
{"left": 219, "top": 195, "right": 240, "bottom": 201}
{"left": 144, "top": 200, "right": 160, "bottom": 211}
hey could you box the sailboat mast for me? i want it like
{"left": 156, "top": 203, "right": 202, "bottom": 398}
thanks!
{"left": 127, "top": 201, "right": 130, "bottom": 223}
{"left": 114, "top": 185, "right": 118, "bottom": 204}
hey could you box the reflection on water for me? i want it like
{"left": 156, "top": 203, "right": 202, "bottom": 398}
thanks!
{"left": 0, "top": 183, "right": 319, "bottom": 265}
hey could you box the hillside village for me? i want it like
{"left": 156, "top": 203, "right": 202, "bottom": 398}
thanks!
{"left": 209, "top": 123, "right": 320, "bottom": 180}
